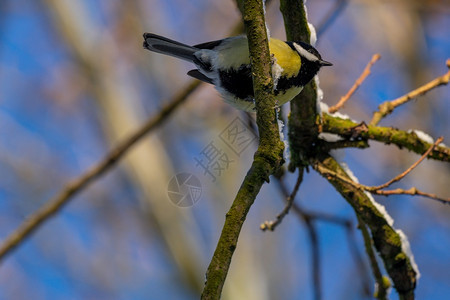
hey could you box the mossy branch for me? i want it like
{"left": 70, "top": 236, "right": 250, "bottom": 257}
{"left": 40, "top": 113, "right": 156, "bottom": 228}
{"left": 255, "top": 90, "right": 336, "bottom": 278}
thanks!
{"left": 322, "top": 114, "right": 450, "bottom": 162}
{"left": 357, "top": 215, "right": 390, "bottom": 300}
{"left": 201, "top": 1, "right": 284, "bottom": 299}
{"left": 280, "top": 1, "right": 419, "bottom": 299}
{"left": 313, "top": 156, "right": 417, "bottom": 300}
{"left": 281, "top": 0, "right": 321, "bottom": 169}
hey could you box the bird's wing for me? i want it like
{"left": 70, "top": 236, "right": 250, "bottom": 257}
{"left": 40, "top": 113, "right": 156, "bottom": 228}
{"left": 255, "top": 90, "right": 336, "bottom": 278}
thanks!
{"left": 187, "top": 70, "right": 214, "bottom": 84}
{"left": 193, "top": 39, "right": 225, "bottom": 50}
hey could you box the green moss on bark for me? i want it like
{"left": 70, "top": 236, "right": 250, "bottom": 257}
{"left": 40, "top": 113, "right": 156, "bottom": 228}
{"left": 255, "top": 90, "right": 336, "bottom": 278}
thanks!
{"left": 322, "top": 114, "right": 450, "bottom": 162}
{"left": 280, "top": 0, "right": 321, "bottom": 168}
{"left": 278, "top": 2, "right": 418, "bottom": 297}
{"left": 314, "top": 155, "right": 417, "bottom": 299}
{"left": 201, "top": 1, "right": 284, "bottom": 299}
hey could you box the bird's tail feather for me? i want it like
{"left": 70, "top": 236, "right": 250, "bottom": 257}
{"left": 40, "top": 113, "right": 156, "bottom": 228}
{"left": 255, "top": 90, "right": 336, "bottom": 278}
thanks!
{"left": 143, "top": 33, "right": 197, "bottom": 62}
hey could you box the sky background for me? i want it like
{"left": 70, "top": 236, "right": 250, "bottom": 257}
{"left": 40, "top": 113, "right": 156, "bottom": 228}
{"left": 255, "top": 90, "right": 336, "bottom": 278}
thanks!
{"left": 0, "top": 0, "right": 449, "bottom": 299}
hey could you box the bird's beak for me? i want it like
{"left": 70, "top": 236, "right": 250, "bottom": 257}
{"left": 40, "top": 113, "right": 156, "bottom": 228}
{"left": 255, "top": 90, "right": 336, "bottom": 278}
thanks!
{"left": 319, "top": 60, "right": 333, "bottom": 66}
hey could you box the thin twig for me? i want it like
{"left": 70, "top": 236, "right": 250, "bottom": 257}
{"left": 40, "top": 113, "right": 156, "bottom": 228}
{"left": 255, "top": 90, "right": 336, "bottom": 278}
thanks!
{"left": 370, "top": 59, "right": 450, "bottom": 126}
{"left": 305, "top": 217, "right": 321, "bottom": 300}
{"left": 274, "top": 176, "right": 373, "bottom": 299}
{"left": 273, "top": 176, "right": 322, "bottom": 300}
{"left": 375, "top": 187, "right": 450, "bottom": 204}
{"left": 345, "top": 220, "right": 372, "bottom": 298}
{"left": 296, "top": 209, "right": 351, "bottom": 227}
{"left": 260, "top": 169, "right": 303, "bottom": 231}
{"left": 274, "top": 174, "right": 376, "bottom": 300}
{"left": 369, "top": 137, "right": 444, "bottom": 191}
{"left": 0, "top": 81, "right": 200, "bottom": 261}
{"left": 316, "top": 155, "right": 450, "bottom": 205}
{"left": 316, "top": 0, "right": 348, "bottom": 38}
{"left": 329, "top": 54, "right": 381, "bottom": 113}
{"left": 358, "top": 216, "right": 389, "bottom": 300}
{"left": 293, "top": 205, "right": 322, "bottom": 300}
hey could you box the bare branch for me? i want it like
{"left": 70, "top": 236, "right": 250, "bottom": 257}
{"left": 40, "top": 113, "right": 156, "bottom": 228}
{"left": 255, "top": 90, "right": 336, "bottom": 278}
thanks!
{"left": 273, "top": 176, "right": 324, "bottom": 300}
{"left": 329, "top": 54, "right": 381, "bottom": 113}
{"left": 375, "top": 188, "right": 450, "bottom": 204}
{"left": 370, "top": 59, "right": 450, "bottom": 126}
{"left": 260, "top": 169, "right": 303, "bottom": 231}
{"left": 358, "top": 216, "right": 389, "bottom": 300}
{"left": 369, "top": 137, "right": 444, "bottom": 190}
{"left": 345, "top": 220, "right": 372, "bottom": 298}
{"left": 317, "top": 144, "right": 450, "bottom": 204}
{"left": 0, "top": 81, "right": 200, "bottom": 261}
{"left": 316, "top": 0, "right": 348, "bottom": 38}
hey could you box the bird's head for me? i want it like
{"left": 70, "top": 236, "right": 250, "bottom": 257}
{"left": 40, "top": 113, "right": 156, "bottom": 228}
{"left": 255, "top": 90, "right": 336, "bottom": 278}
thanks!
{"left": 293, "top": 41, "right": 332, "bottom": 67}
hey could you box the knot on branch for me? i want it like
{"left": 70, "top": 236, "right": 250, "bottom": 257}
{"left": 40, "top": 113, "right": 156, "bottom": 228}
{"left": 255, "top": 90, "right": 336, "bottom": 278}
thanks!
{"left": 378, "top": 102, "right": 395, "bottom": 116}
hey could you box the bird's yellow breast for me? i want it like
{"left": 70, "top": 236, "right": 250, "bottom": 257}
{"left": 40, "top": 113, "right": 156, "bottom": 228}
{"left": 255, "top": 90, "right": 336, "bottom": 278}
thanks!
{"left": 269, "top": 39, "right": 301, "bottom": 77}
{"left": 215, "top": 37, "right": 301, "bottom": 77}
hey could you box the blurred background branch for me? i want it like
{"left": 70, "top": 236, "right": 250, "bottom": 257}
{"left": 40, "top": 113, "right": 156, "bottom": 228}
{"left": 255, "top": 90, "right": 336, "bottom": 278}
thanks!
{"left": 0, "top": 80, "right": 200, "bottom": 261}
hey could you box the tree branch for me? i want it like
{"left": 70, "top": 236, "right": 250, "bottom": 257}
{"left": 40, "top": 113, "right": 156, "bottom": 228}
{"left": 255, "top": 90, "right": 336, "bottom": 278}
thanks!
{"left": 313, "top": 155, "right": 417, "bottom": 300}
{"left": 375, "top": 188, "right": 449, "bottom": 204}
{"left": 260, "top": 168, "right": 303, "bottom": 231}
{"left": 369, "top": 137, "right": 444, "bottom": 191}
{"left": 0, "top": 0, "right": 266, "bottom": 264}
{"left": 358, "top": 216, "right": 389, "bottom": 300}
{"left": 322, "top": 115, "right": 450, "bottom": 162}
{"left": 316, "top": 152, "right": 449, "bottom": 205}
{"left": 280, "top": 0, "right": 321, "bottom": 169}
{"left": 200, "top": 1, "right": 284, "bottom": 298}
{"left": 0, "top": 81, "right": 200, "bottom": 261}
{"left": 280, "top": 1, "right": 423, "bottom": 298}
{"left": 329, "top": 53, "right": 381, "bottom": 113}
{"left": 370, "top": 59, "right": 450, "bottom": 126}
{"left": 273, "top": 176, "right": 324, "bottom": 300}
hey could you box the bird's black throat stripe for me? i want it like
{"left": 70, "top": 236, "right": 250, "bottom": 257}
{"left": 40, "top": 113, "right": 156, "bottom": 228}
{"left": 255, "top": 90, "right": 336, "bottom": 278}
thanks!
{"left": 276, "top": 60, "right": 320, "bottom": 92}
{"left": 218, "top": 59, "right": 320, "bottom": 101}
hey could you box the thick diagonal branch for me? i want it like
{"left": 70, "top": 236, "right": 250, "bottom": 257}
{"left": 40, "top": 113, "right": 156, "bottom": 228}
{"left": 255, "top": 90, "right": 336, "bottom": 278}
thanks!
{"left": 200, "top": 1, "right": 284, "bottom": 299}
{"left": 313, "top": 155, "right": 417, "bottom": 300}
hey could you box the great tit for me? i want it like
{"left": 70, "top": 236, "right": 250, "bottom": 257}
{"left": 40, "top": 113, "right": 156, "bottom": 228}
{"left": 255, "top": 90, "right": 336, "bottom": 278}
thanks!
{"left": 143, "top": 33, "right": 332, "bottom": 111}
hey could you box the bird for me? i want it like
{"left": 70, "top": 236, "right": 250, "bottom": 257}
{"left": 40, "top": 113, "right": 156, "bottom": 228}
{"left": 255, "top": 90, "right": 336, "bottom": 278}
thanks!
{"left": 143, "top": 33, "right": 332, "bottom": 111}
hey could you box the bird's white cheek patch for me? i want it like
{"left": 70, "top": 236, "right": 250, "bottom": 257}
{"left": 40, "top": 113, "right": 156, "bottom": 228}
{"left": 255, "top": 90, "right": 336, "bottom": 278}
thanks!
{"left": 293, "top": 43, "right": 319, "bottom": 62}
